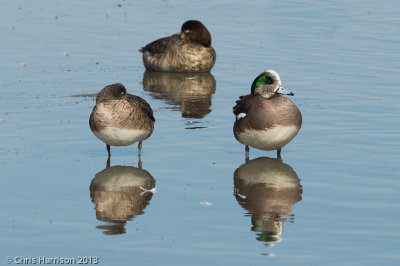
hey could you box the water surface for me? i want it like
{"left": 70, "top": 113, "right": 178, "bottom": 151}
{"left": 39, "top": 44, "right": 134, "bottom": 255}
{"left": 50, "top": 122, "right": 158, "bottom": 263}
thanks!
{"left": 1, "top": 0, "right": 399, "bottom": 265}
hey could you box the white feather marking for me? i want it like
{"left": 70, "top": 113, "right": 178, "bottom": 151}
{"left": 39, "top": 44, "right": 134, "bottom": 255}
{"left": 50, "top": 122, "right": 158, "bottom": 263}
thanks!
{"left": 236, "top": 193, "right": 247, "bottom": 199}
{"left": 236, "top": 113, "right": 247, "bottom": 120}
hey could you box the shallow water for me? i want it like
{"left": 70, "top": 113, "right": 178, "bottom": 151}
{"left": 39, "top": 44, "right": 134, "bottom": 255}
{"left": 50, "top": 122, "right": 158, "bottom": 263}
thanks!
{"left": 1, "top": 0, "right": 400, "bottom": 265}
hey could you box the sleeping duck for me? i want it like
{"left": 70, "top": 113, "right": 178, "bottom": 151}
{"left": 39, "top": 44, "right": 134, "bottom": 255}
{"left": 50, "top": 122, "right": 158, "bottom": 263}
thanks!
{"left": 140, "top": 20, "right": 216, "bottom": 73}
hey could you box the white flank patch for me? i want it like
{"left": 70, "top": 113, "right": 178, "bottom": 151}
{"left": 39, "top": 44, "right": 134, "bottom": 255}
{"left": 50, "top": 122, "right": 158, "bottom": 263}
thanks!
{"left": 236, "top": 113, "right": 246, "bottom": 120}
{"left": 93, "top": 127, "right": 149, "bottom": 146}
{"left": 236, "top": 193, "right": 247, "bottom": 199}
{"left": 238, "top": 126, "right": 299, "bottom": 150}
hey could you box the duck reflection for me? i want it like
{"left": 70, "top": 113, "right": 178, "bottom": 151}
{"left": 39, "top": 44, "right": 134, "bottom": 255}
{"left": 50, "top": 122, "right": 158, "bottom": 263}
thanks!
{"left": 142, "top": 70, "right": 216, "bottom": 119}
{"left": 234, "top": 157, "right": 302, "bottom": 247}
{"left": 89, "top": 161, "right": 155, "bottom": 235}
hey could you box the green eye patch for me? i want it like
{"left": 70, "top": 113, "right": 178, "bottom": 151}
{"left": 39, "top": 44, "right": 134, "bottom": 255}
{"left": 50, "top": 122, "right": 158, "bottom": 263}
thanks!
{"left": 251, "top": 73, "right": 273, "bottom": 94}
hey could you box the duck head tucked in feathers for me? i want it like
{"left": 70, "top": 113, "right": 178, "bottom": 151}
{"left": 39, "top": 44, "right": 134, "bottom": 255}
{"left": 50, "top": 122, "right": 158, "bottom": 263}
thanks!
{"left": 96, "top": 83, "right": 127, "bottom": 103}
{"left": 180, "top": 20, "right": 212, "bottom": 47}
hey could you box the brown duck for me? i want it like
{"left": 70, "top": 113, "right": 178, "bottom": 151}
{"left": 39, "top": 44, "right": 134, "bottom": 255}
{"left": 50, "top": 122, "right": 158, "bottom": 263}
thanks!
{"left": 89, "top": 83, "right": 155, "bottom": 157}
{"left": 140, "top": 20, "right": 216, "bottom": 73}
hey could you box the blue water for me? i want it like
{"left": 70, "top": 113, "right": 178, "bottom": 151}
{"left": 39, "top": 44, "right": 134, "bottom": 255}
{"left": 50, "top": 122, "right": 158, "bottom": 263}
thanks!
{"left": 1, "top": 0, "right": 400, "bottom": 265}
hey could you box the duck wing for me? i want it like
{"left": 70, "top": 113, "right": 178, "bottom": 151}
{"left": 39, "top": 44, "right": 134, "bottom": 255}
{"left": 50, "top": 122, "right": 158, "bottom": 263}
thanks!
{"left": 139, "top": 34, "right": 181, "bottom": 54}
{"left": 233, "top": 94, "right": 253, "bottom": 116}
{"left": 126, "top": 94, "right": 155, "bottom": 122}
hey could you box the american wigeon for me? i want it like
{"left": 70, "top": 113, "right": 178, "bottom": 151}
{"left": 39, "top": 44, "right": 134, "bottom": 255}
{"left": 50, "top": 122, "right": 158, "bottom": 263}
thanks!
{"left": 233, "top": 70, "right": 302, "bottom": 158}
{"left": 89, "top": 83, "right": 155, "bottom": 158}
{"left": 139, "top": 20, "right": 216, "bottom": 73}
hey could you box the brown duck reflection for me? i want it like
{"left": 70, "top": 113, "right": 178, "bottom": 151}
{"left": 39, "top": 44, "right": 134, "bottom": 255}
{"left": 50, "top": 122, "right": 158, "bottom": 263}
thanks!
{"left": 142, "top": 70, "right": 216, "bottom": 119}
{"left": 89, "top": 164, "right": 155, "bottom": 235}
{"left": 234, "top": 157, "right": 302, "bottom": 244}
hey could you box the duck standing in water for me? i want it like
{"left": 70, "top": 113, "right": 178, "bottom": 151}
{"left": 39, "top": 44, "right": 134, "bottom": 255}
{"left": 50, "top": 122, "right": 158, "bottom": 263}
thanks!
{"left": 139, "top": 20, "right": 216, "bottom": 72}
{"left": 89, "top": 83, "right": 155, "bottom": 161}
{"left": 233, "top": 70, "right": 302, "bottom": 158}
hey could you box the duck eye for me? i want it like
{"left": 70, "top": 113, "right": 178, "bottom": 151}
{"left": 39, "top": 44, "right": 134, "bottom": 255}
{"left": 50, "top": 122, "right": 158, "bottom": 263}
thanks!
{"left": 185, "top": 29, "right": 190, "bottom": 33}
{"left": 120, "top": 91, "right": 125, "bottom": 95}
{"left": 260, "top": 75, "right": 273, "bottom": 85}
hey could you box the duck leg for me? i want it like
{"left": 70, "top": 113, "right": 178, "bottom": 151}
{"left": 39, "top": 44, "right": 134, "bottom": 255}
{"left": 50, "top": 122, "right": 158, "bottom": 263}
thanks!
{"left": 277, "top": 148, "right": 281, "bottom": 159}
{"left": 138, "top": 141, "right": 143, "bottom": 157}
{"left": 106, "top": 144, "right": 111, "bottom": 156}
{"left": 106, "top": 156, "right": 111, "bottom": 168}
{"left": 245, "top": 145, "right": 249, "bottom": 163}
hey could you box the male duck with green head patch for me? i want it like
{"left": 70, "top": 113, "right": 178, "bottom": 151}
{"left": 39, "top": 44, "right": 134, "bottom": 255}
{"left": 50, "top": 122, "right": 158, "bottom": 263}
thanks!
{"left": 233, "top": 70, "right": 302, "bottom": 159}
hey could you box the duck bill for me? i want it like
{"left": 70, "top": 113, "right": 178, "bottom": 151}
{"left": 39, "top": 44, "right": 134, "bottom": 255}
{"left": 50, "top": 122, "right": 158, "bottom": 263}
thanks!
{"left": 277, "top": 86, "right": 294, "bottom": 96}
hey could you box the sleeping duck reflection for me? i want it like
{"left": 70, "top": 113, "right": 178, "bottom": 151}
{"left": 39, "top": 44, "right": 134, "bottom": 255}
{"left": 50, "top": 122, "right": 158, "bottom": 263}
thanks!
{"left": 142, "top": 70, "right": 216, "bottom": 119}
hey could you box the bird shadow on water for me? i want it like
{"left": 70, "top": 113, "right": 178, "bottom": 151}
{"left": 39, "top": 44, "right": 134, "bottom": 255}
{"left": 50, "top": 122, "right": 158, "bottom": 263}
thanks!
{"left": 142, "top": 70, "right": 216, "bottom": 128}
{"left": 89, "top": 158, "right": 156, "bottom": 235}
{"left": 233, "top": 156, "right": 303, "bottom": 257}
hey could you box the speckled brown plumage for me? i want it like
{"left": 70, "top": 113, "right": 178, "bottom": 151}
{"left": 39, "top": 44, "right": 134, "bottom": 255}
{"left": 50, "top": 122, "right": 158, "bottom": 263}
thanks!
{"left": 90, "top": 96, "right": 154, "bottom": 132}
{"left": 140, "top": 20, "right": 216, "bottom": 72}
{"left": 90, "top": 85, "right": 154, "bottom": 133}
